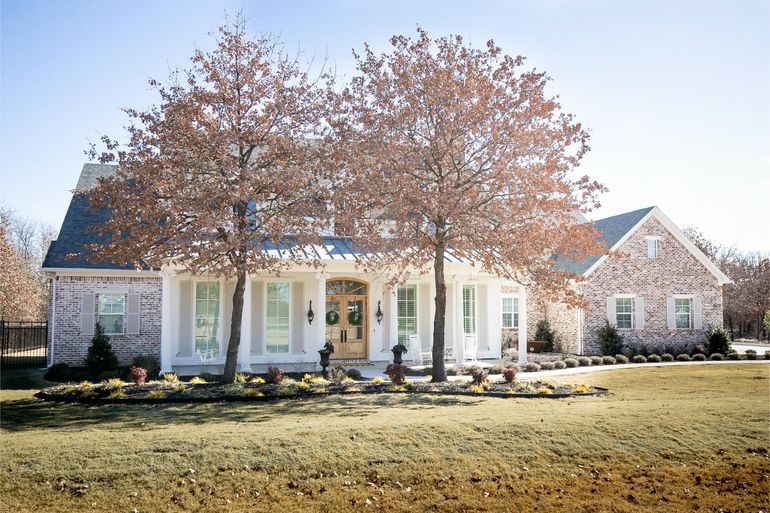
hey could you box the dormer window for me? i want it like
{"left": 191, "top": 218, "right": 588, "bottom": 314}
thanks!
{"left": 645, "top": 236, "right": 660, "bottom": 258}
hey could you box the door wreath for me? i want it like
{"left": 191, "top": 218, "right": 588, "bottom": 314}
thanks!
{"left": 348, "top": 310, "right": 363, "bottom": 326}
{"left": 326, "top": 310, "right": 340, "bottom": 325}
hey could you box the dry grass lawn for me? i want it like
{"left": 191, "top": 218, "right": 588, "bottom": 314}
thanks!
{"left": 1, "top": 364, "right": 768, "bottom": 512}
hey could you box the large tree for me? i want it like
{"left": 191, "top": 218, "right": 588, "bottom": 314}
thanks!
{"left": 333, "top": 30, "right": 605, "bottom": 381}
{"left": 89, "top": 18, "right": 333, "bottom": 382}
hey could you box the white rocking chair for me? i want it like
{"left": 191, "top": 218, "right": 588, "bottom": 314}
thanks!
{"left": 196, "top": 348, "right": 217, "bottom": 364}
{"left": 464, "top": 335, "right": 478, "bottom": 363}
{"left": 409, "top": 335, "right": 433, "bottom": 366}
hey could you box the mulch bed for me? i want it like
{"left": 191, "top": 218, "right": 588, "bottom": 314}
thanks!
{"left": 34, "top": 379, "right": 608, "bottom": 404}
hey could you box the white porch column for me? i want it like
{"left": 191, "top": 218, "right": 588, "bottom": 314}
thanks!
{"left": 518, "top": 284, "right": 528, "bottom": 366}
{"left": 160, "top": 271, "right": 173, "bottom": 374}
{"left": 388, "top": 285, "right": 398, "bottom": 352}
{"left": 314, "top": 272, "right": 327, "bottom": 369}
{"left": 455, "top": 278, "right": 465, "bottom": 365}
{"left": 238, "top": 277, "right": 252, "bottom": 371}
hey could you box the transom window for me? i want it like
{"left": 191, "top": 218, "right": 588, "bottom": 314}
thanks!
{"left": 397, "top": 285, "right": 418, "bottom": 345}
{"left": 615, "top": 297, "right": 633, "bottom": 329}
{"left": 463, "top": 285, "right": 476, "bottom": 335}
{"left": 266, "top": 282, "right": 290, "bottom": 353}
{"left": 675, "top": 298, "right": 692, "bottom": 329}
{"left": 98, "top": 293, "right": 125, "bottom": 335}
{"left": 195, "top": 282, "right": 220, "bottom": 353}
{"left": 501, "top": 296, "right": 519, "bottom": 328}
{"left": 326, "top": 279, "right": 367, "bottom": 296}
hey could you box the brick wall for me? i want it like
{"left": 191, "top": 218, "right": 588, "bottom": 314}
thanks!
{"left": 581, "top": 216, "right": 723, "bottom": 354}
{"left": 49, "top": 275, "right": 162, "bottom": 365}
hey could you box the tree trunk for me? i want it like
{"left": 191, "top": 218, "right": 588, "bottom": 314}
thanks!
{"left": 222, "top": 269, "right": 247, "bottom": 383}
{"left": 432, "top": 242, "right": 448, "bottom": 382}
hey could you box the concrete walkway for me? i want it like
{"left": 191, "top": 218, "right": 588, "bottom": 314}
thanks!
{"left": 357, "top": 359, "right": 770, "bottom": 382}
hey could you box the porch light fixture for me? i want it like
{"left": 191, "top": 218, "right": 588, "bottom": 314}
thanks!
{"left": 307, "top": 300, "right": 315, "bottom": 325}
{"left": 376, "top": 301, "right": 384, "bottom": 324}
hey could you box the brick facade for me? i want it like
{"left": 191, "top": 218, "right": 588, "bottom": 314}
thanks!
{"left": 49, "top": 275, "right": 162, "bottom": 365}
{"left": 580, "top": 216, "right": 723, "bottom": 354}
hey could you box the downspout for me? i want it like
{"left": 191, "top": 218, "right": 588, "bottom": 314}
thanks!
{"left": 50, "top": 275, "right": 56, "bottom": 367}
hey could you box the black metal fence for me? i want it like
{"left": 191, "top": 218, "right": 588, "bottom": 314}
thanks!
{"left": 0, "top": 321, "right": 48, "bottom": 369}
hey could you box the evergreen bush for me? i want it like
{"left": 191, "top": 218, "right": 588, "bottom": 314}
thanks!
{"left": 534, "top": 320, "right": 556, "bottom": 352}
{"left": 83, "top": 323, "right": 118, "bottom": 377}
{"left": 597, "top": 320, "right": 624, "bottom": 355}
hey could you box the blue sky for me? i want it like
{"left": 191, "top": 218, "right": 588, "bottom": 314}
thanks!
{"left": 1, "top": 0, "right": 768, "bottom": 252}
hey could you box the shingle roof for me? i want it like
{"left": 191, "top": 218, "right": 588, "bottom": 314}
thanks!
{"left": 552, "top": 206, "right": 655, "bottom": 275}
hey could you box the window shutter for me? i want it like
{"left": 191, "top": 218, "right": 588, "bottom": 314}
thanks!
{"left": 126, "top": 293, "right": 140, "bottom": 334}
{"left": 606, "top": 297, "right": 616, "bottom": 326}
{"left": 80, "top": 293, "right": 95, "bottom": 335}
{"left": 693, "top": 297, "right": 703, "bottom": 330}
{"left": 666, "top": 297, "right": 676, "bottom": 330}
{"left": 635, "top": 297, "right": 645, "bottom": 331}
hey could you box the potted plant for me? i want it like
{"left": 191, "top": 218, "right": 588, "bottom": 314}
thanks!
{"left": 530, "top": 320, "right": 555, "bottom": 353}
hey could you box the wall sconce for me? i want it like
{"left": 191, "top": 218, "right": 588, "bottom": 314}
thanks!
{"left": 376, "top": 301, "right": 384, "bottom": 324}
{"left": 307, "top": 300, "right": 315, "bottom": 324}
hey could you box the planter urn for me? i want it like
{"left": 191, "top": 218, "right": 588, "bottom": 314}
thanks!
{"left": 391, "top": 343, "right": 408, "bottom": 365}
{"left": 319, "top": 341, "right": 335, "bottom": 376}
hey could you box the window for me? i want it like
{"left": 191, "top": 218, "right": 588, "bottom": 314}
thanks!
{"left": 98, "top": 294, "right": 125, "bottom": 334}
{"left": 501, "top": 296, "right": 519, "bottom": 328}
{"left": 615, "top": 297, "right": 633, "bottom": 329}
{"left": 463, "top": 285, "right": 476, "bottom": 335}
{"left": 397, "top": 285, "right": 418, "bottom": 345}
{"left": 647, "top": 237, "right": 659, "bottom": 258}
{"left": 195, "top": 282, "right": 220, "bottom": 353}
{"left": 675, "top": 298, "right": 692, "bottom": 329}
{"left": 266, "top": 282, "right": 290, "bottom": 353}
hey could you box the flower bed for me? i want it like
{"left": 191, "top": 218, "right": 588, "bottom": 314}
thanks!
{"left": 35, "top": 378, "right": 607, "bottom": 404}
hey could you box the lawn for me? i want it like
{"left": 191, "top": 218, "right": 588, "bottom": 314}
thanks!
{"left": 1, "top": 364, "right": 768, "bottom": 512}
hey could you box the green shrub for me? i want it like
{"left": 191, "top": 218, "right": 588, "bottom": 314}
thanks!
{"left": 765, "top": 351, "right": 770, "bottom": 360}
{"left": 131, "top": 355, "right": 160, "bottom": 379}
{"left": 83, "top": 323, "right": 118, "bottom": 377}
{"left": 524, "top": 362, "right": 541, "bottom": 372}
{"left": 727, "top": 351, "right": 740, "bottom": 360}
{"left": 345, "top": 368, "right": 363, "bottom": 380}
{"left": 661, "top": 353, "right": 674, "bottom": 362}
{"left": 647, "top": 354, "right": 662, "bottom": 363}
{"left": 692, "top": 353, "right": 706, "bottom": 361}
{"left": 632, "top": 355, "right": 647, "bottom": 363}
{"left": 709, "top": 353, "right": 724, "bottom": 361}
{"left": 577, "top": 356, "right": 591, "bottom": 366}
{"left": 540, "top": 362, "right": 555, "bottom": 371}
{"left": 614, "top": 354, "right": 629, "bottom": 364}
{"left": 553, "top": 360, "right": 567, "bottom": 370}
{"left": 602, "top": 356, "right": 616, "bottom": 365}
{"left": 445, "top": 367, "right": 458, "bottom": 376}
{"left": 147, "top": 390, "right": 166, "bottom": 400}
{"left": 597, "top": 319, "right": 624, "bottom": 356}
{"left": 488, "top": 365, "right": 503, "bottom": 375}
{"left": 676, "top": 354, "right": 691, "bottom": 362}
{"left": 745, "top": 349, "right": 757, "bottom": 360}
{"left": 590, "top": 356, "right": 603, "bottom": 366}
{"left": 563, "top": 358, "right": 578, "bottom": 368}
{"left": 44, "top": 363, "right": 72, "bottom": 382}
{"left": 706, "top": 326, "right": 731, "bottom": 356}
{"left": 534, "top": 320, "right": 556, "bottom": 352}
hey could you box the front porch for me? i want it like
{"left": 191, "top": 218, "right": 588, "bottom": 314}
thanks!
{"left": 158, "top": 266, "right": 530, "bottom": 375}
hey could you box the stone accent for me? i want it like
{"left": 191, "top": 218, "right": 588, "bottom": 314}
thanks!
{"left": 49, "top": 275, "right": 162, "bottom": 365}
{"left": 581, "top": 216, "right": 723, "bottom": 354}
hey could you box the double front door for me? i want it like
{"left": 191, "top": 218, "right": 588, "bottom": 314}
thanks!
{"left": 325, "top": 295, "right": 367, "bottom": 359}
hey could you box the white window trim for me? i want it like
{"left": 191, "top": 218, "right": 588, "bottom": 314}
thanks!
{"left": 191, "top": 278, "right": 225, "bottom": 356}
{"left": 264, "top": 278, "right": 292, "bottom": 355}
{"left": 645, "top": 236, "right": 660, "bottom": 259}
{"left": 396, "top": 283, "right": 419, "bottom": 345}
{"left": 97, "top": 291, "right": 127, "bottom": 335}
{"left": 613, "top": 294, "right": 635, "bottom": 330}
{"left": 462, "top": 284, "right": 477, "bottom": 336}
{"left": 673, "top": 294, "right": 694, "bottom": 330}
{"left": 500, "top": 293, "right": 519, "bottom": 329}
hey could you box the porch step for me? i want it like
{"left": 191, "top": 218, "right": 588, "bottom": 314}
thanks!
{"left": 329, "top": 359, "right": 372, "bottom": 366}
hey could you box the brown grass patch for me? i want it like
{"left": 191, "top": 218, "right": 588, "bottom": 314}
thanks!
{"left": 1, "top": 364, "right": 768, "bottom": 512}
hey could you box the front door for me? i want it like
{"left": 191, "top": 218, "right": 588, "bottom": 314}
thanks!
{"left": 325, "top": 279, "right": 368, "bottom": 360}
